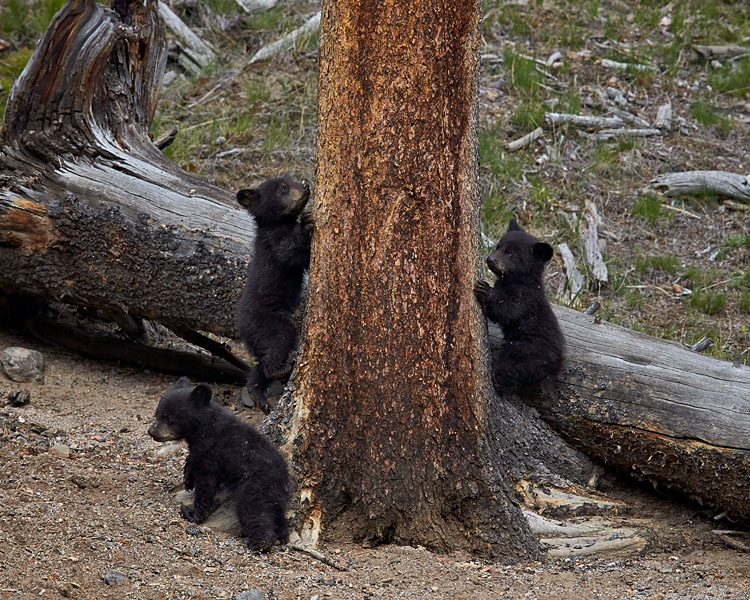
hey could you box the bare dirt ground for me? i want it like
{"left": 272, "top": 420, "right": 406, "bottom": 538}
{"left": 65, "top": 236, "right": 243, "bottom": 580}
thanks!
{"left": 1, "top": 328, "right": 749, "bottom": 600}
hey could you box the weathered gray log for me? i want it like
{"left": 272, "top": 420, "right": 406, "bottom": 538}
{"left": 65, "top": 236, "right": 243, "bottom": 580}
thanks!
{"left": 693, "top": 45, "right": 750, "bottom": 60}
{"left": 491, "top": 306, "right": 750, "bottom": 521}
{"left": 584, "top": 127, "right": 661, "bottom": 141}
{"left": 235, "top": 0, "right": 278, "bottom": 13}
{"left": 248, "top": 11, "right": 321, "bottom": 64}
{"left": 544, "top": 113, "right": 625, "bottom": 130}
{"left": 0, "top": 0, "right": 254, "bottom": 337}
{"left": 648, "top": 171, "right": 750, "bottom": 203}
{"left": 653, "top": 103, "right": 672, "bottom": 130}
{"left": 158, "top": 1, "right": 216, "bottom": 74}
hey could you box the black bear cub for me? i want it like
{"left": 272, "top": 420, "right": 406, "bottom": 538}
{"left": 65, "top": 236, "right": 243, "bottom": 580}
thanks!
{"left": 148, "top": 377, "right": 290, "bottom": 550}
{"left": 475, "top": 218, "right": 565, "bottom": 390}
{"left": 236, "top": 176, "right": 313, "bottom": 413}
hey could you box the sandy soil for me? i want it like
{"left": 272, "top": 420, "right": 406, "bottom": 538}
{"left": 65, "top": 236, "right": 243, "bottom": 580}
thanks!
{"left": 1, "top": 328, "right": 748, "bottom": 600}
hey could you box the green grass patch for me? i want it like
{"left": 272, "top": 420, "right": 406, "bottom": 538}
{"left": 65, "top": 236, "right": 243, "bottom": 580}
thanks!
{"left": 529, "top": 176, "right": 554, "bottom": 212}
{"left": 246, "top": 3, "right": 287, "bottom": 32}
{"left": 510, "top": 100, "right": 545, "bottom": 129}
{"left": 480, "top": 190, "right": 515, "bottom": 242}
{"left": 0, "top": 47, "right": 33, "bottom": 114}
{"left": 687, "top": 288, "right": 726, "bottom": 315}
{"left": 625, "top": 288, "right": 644, "bottom": 309}
{"left": 740, "top": 291, "right": 750, "bottom": 313}
{"left": 692, "top": 100, "right": 732, "bottom": 133}
{"left": 560, "top": 89, "right": 582, "bottom": 114}
{"left": 479, "top": 127, "right": 525, "bottom": 183}
{"left": 723, "top": 233, "right": 750, "bottom": 248}
{"left": 204, "top": 0, "right": 240, "bottom": 15}
{"left": 31, "top": 0, "right": 64, "bottom": 32}
{"left": 1, "top": 0, "right": 29, "bottom": 33}
{"left": 633, "top": 193, "right": 662, "bottom": 224}
{"left": 708, "top": 56, "right": 750, "bottom": 99}
{"left": 503, "top": 48, "right": 541, "bottom": 95}
{"left": 246, "top": 78, "right": 271, "bottom": 107}
{"left": 635, "top": 252, "right": 680, "bottom": 276}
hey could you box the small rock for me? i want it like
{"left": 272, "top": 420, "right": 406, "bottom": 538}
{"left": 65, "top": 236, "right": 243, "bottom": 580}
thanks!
{"left": 1, "top": 347, "right": 45, "bottom": 383}
{"left": 235, "top": 590, "right": 264, "bottom": 600}
{"left": 103, "top": 570, "right": 127, "bottom": 585}
{"left": 215, "top": 135, "right": 227, "bottom": 146}
{"left": 186, "top": 524, "right": 203, "bottom": 536}
{"left": 50, "top": 443, "right": 71, "bottom": 458}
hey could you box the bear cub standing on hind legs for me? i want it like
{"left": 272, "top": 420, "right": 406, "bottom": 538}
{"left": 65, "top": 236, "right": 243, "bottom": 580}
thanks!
{"left": 236, "top": 176, "right": 313, "bottom": 413}
{"left": 475, "top": 218, "right": 565, "bottom": 390}
{"left": 148, "top": 377, "right": 290, "bottom": 550}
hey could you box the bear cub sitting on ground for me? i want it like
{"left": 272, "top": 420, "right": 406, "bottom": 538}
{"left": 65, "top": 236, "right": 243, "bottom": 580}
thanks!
{"left": 475, "top": 218, "right": 565, "bottom": 390}
{"left": 148, "top": 377, "right": 290, "bottom": 550}
{"left": 236, "top": 176, "right": 313, "bottom": 413}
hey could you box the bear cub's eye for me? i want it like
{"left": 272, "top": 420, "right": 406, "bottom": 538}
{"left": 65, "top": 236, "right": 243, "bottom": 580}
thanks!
{"left": 280, "top": 185, "right": 289, "bottom": 194}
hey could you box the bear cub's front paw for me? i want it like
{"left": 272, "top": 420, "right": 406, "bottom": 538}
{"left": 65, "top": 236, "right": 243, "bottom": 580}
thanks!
{"left": 474, "top": 280, "right": 492, "bottom": 306}
{"left": 300, "top": 211, "right": 314, "bottom": 236}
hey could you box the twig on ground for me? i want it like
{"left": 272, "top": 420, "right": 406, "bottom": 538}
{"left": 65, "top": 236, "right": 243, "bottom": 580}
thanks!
{"left": 288, "top": 543, "right": 348, "bottom": 571}
{"left": 600, "top": 58, "right": 657, "bottom": 73}
{"left": 660, "top": 204, "right": 701, "bottom": 219}
{"left": 506, "top": 127, "right": 544, "bottom": 151}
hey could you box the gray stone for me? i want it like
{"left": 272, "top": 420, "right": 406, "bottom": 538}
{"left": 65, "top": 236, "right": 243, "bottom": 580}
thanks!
{"left": 103, "top": 570, "right": 127, "bottom": 585}
{"left": 235, "top": 590, "right": 264, "bottom": 600}
{"left": 49, "top": 443, "right": 71, "bottom": 458}
{"left": 1, "top": 347, "right": 45, "bottom": 383}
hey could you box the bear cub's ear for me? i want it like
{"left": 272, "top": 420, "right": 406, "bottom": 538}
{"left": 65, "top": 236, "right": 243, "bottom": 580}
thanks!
{"left": 507, "top": 218, "right": 521, "bottom": 232}
{"left": 236, "top": 188, "right": 258, "bottom": 209}
{"left": 532, "top": 242, "right": 553, "bottom": 263}
{"left": 190, "top": 383, "right": 213, "bottom": 405}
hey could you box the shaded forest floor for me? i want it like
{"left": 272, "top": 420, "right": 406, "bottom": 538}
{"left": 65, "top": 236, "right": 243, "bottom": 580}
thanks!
{"left": 0, "top": 0, "right": 749, "bottom": 598}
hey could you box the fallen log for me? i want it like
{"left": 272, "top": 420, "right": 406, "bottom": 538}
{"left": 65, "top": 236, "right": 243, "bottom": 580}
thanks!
{"left": 647, "top": 171, "right": 750, "bottom": 203}
{"left": 491, "top": 307, "right": 750, "bottom": 522}
{"left": 0, "top": 0, "right": 254, "bottom": 338}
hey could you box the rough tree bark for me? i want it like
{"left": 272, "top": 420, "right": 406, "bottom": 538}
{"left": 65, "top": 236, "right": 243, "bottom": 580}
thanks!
{"left": 0, "top": 0, "right": 254, "bottom": 337}
{"left": 277, "top": 0, "right": 592, "bottom": 561}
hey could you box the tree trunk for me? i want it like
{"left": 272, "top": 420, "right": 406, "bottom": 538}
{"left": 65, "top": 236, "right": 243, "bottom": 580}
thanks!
{"left": 514, "top": 307, "right": 750, "bottom": 521}
{"left": 279, "top": 0, "right": 591, "bottom": 561}
{"left": 0, "top": 0, "right": 254, "bottom": 336}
